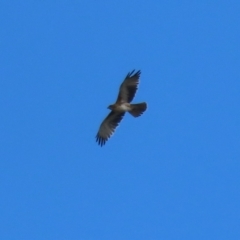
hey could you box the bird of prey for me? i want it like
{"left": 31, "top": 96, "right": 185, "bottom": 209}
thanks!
{"left": 96, "top": 70, "right": 147, "bottom": 146}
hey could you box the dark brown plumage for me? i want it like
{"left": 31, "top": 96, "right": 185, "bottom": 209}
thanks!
{"left": 96, "top": 70, "right": 147, "bottom": 146}
{"left": 116, "top": 70, "right": 140, "bottom": 103}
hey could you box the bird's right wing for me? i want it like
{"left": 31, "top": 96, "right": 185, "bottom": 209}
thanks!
{"left": 96, "top": 111, "right": 125, "bottom": 146}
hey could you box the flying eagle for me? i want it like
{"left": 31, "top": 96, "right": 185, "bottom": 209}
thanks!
{"left": 96, "top": 70, "right": 147, "bottom": 146}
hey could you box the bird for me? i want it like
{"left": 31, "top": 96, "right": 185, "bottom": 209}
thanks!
{"left": 96, "top": 70, "right": 147, "bottom": 146}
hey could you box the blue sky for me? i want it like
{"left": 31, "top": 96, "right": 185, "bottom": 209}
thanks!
{"left": 1, "top": 1, "right": 240, "bottom": 239}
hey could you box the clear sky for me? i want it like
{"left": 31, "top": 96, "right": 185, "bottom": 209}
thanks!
{"left": 1, "top": 1, "right": 240, "bottom": 239}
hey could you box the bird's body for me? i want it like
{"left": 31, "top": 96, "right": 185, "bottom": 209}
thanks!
{"left": 96, "top": 70, "right": 147, "bottom": 146}
{"left": 108, "top": 103, "right": 131, "bottom": 112}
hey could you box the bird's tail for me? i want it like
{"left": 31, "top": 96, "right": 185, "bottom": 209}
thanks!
{"left": 129, "top": 102, "right": 147, "bottom": 117}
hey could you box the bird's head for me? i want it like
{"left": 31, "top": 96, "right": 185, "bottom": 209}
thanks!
{"left": 107, "top": 104, "right": 114, "bottom": 110}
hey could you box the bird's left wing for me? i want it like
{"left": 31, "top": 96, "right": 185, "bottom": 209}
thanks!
{"left": 116, "top": 70, "right": 141, "bottom": 103}
{"left": 96, "top": 111, "right": 125, "bottom": 146}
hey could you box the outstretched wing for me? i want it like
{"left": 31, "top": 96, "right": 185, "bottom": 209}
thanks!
{"left": 96, "top": 111, "right": 125, "bottom": 146}
{"left": 116, "top": 70, "right": 141, "bottom": 103}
